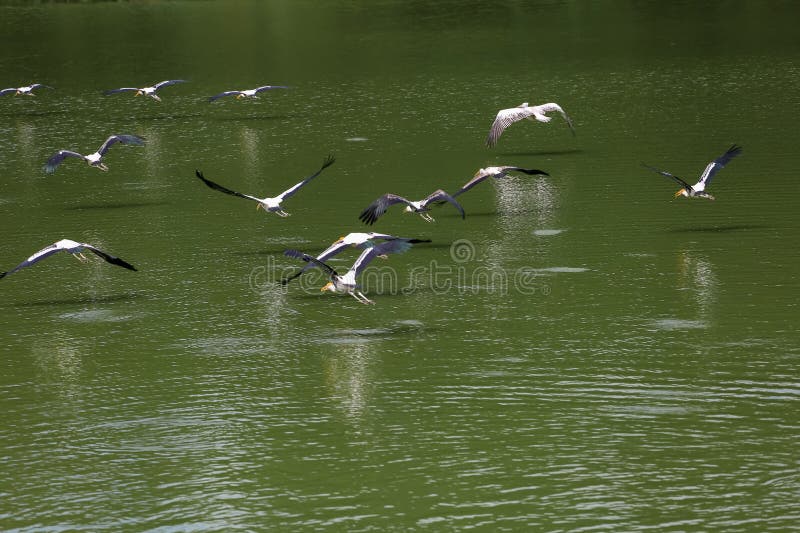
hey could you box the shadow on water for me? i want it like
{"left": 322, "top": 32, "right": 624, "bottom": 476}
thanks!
{"left": 496, "top": 148, "right": 584, "bottom": 157}
{"left": 212, "top": 114, "right": 294, "bottom": 122}
{"left": 0, "top": 109, "right": 69, "bottom": 118}
{"left": 63, "top": 201, "right": 169, "bottom": 211}
{"left": 14, "top": 292, "right": 143, "bottom": 308}
{"left": 668, "top": 224, "right": 766, "bottom": 233}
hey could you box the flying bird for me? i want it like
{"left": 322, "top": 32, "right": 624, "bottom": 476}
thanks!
{"left": 284, "top": 239, "right": 419, "bottom": 304}
{"left": 195, "top": 154, "right": 335, "bottom": 217}
{"left": 453, "top": 165, "right": 550, "bottom": 198}
{"left": 1, "top": 239, "right": 137, "bottom": 279}
{"left": 104, "top": 80, "right": 187, "bottom": 101}
{"left": 359, "top": 190, "right": 465, "bottom": 225}
{"left": 642, "top": 144, "right": 742, "bottom": 200}
{"left": 486, "top": 102, "right": 575, "bottom": 147}
{"left": 45, "top": 134, "right": 145, "bottom": 174}
{"left": 209, "top": 85, "right": 289, "bottom": 102}
{"left": 44, "top": 134, "right": 146, "bottom": 174}
{"left": 281, "top": 232, "right": 431, "bottom": 285}
{"left": 0, "top": 83, "right": 53, "bottom": 96}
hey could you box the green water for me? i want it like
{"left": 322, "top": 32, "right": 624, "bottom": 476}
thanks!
{"left": 1, "top": 1, "right": 799, "bottom": 531}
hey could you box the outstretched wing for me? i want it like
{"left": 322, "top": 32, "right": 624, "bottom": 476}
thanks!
{"left": 694, "top": 144, "right": 742, "bottom": 191}
{"left": 195, "top": 170, "right": 263, "bottom": 203}
{"left": 358, "top": 194, "right": 414, "bottom": 225}
{"left": 83, "top": 244, "right": 137, "bottom": 271}
{"left": 281, "top": 239, "right": 352, "bottom": 285}
{"left": 0, "top": 88, "right": 17, "bottom": 96}
{"left": 29, "top": 84, "right": 53, "bottom": 90}
{"left": 283, "top": 249, "right": 339, "bottom": 278}
{"left": 0, "top": 242, "right": 65, "bottom": 279}
{"left": 97, "top": 134, "right": 146, "bottom": 155}
{"left": 422, "top": 189, "right": 465, "bottom": 219}
{"left": 277, "top": 154, "right": 336, "bottom": 200}
{"left": 254, "top": 85, "right": 289, "bottom": 94}
{"left": 350, "top": 239, "right": 415, "bottom": 278}
{"left": 154, "top": 80, "right": 187, "bottom": 90}
{"left": 104, "top": 87, "right": 139, "bottom": 95}
{"left": 45, "top": 150, "right": 85, "bottom": 174}
{"left": 536, "top": 102, "right": 576, "bottom": 136}
{"left": 641, "top": 162, "right": 694, "bottom": 191}
{"left": 486, "top": 105, "right": 537, "bottom": 147}
{"left": 208, "top": 91, "right": 240, "bottom": 102}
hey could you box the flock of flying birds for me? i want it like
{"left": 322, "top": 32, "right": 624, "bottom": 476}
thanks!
{"left": 1, "top": 81, "right": 743, "bottom": 304}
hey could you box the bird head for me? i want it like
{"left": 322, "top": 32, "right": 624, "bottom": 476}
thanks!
{"left": 321, "top": 282, "right": 335, "bottom": 293}
{"left": 135, "top": 90, "right": 142, "bottom": 97}
{"left": 403, "top": 206, "right": 413, "bottom": 213}
{"left": 235, "top": 93, "right": 244, "bottom": 99}
{"left": 256, "top": 203, "right": 264, "bottom": 211}
{"left": 674, "top": 189, "right": 688, "bottom": 199}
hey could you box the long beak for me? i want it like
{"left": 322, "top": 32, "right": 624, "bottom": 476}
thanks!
{"left": 674, "top": 189, "right": 685, "bottom": 198}
{"left": 256, "top": 203, "right": 263, "bottom": 211}
{"left": 321, "top": 282, "right": 333, "bottom": 292}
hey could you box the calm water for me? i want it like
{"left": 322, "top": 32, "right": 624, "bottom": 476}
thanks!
{"left": 1, "top": 1, "right": 799, "bottom": 531}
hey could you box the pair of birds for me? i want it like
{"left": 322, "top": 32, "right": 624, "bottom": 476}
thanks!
{"left": 103, "top": 79, "right": 288, "bottom": 102}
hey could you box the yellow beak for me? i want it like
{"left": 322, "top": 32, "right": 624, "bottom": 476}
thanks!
{"left": 674, "top": 189, "right": 685, "bottom": 198}
{"left": 321, "top": 282, "right": 333, "bottom": 292}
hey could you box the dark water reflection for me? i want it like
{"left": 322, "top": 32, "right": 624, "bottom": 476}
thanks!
{"left": 1, "top": 0, "right": 799, "bottom": 531}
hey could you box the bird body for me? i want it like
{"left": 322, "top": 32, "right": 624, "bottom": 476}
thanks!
{"left": 195, "top": 154, "right": 335, "bottom": 217}
{"left": 209, "top": 85, "right": 289, "bottom": 102}
{"left": 44, "top": 134, "right": 146, "bottom": 174}
{"left": 486, "top": 102, "right": 575, "bottom": 147}
{"left": 284, "top": 239, "right": 418, "bottom": 304}
{"left": 0, "top": 239, "right": 137, "bottom": 279}
{"left": 454, "top": 165, "right": 550, "bottom": 197}
{"left": 282, "top": 232, "right": 430, "bottom": 284}
{"left": 0, "top": 83, "right": 53, "bottom": 96}
{"left": 104, "top": 80, "right": 187, "bottom": 101}
{"left": 642, "top": 145, "right": 742, "bottom": 200}
{"left": 359, "top": 189, "right": 465, "bottom": 225}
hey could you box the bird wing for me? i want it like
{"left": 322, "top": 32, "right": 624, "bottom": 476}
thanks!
{"left": 44, "top": 150, "right": 85, "bottom": 174}
{"left": 536, "top": 102, "right": 576, "bottom": 136}
{"left": 283, "top": 249, "right": 338, "bottom": 277}
{"left": 254, "top": 85, "right": 290, "bottom": 94}
{"left": 422, "top": 189, "right": 465, "bottom": 219}
{"left": 30, "top": 84, "right": 53, "bottom": 90}
{"left": 83, "top": 244, "right": 137, "bottom": 271}
{"left": 154, "top": 80, "right": 187, "bottom": 90}
{"left": 0, "top": 242, "right": 66, "bottom": 279}
{"left": 358, "top": 194, "right": 413, "bottom": 225}
{"left": 104, "top": 87, "right": 139, "bottom": 95}
{"left": 208, "top": 91, "right": 240, "bottom": 102}
{"left": 694, "top": 144, "right": 742, "bottom": 191}
{"left": 195, "top": 170, "right": 263, "bottom": 203}
{"left": 0, "top": 88, "right": 16, "bottom": 96}
{"left": 350, "top": 239, "right": 415, "bottom": 278}
{"left": 486, "top": 106, "right": 537, "bottom": 147}
{"left": 276, "top": 154, "right": 336, "bottom": 200}
{"left": 97, "top": 134, "right": 146, "bottom": 155}
{"left": 281, "top": 239, "right": 353, "bottom": 285}
{"left": 641, "top": 163, "right": 694, "bottom": 191}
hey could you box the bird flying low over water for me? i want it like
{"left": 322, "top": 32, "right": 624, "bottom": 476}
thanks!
{"left": 359, "top": 190, "right": 465, "bottom": 225}
{"left": 209, "top": 85, "right": 289, "bottom": 102}
{"left": 45, "top": 134, "right": 146, "bottom": 174}
{"left": 104, "top": 80, "right": 187, "bottom": 101}
{"left": 642, "top": 144, "right": 742, "bottom": 200}
{"left": 281, "top": 232, "right": 431, "bottom": 285}
{"left": 0, "top": 83, "right": 53, "bottom": 96}
{"left": 284, "top": 239, "right": 420, "bottom": 304}
{"left": 0, "top": 239, "right": 137, "bottom": 279}
{"left": 486, "top": 102, "right": 575, "bottom": 147}
{"left": 195, "top": 154, "right": 335, "bottom": 217}
{"left": 453, "top": 166, "right": 550, "bottom": 198}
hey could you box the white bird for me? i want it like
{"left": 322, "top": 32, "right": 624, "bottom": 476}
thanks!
{"left": 44, "top": 134, "right": 146, "bottom": 174}
{"left": 195, "top": 154, "right": 335, "bottom": 217}
{"left": 0, "top": 83, "right": 53, "bottom": 96}
{"left": 281, "top": 232, "right": 430, "bottom": 284}
{"left": 209, "top": 85, "right": 289, "bottom": 102}
{"left": 284, "top": 239, "right": 419, "bottom": 304}
{"left": 453, "top": 165, "right": 550, "bottom": 198}
{"left": 104, "top": 80, "right": 187, "bottom": 101}
{"left": 1, "top": 239, "right": 137, "bottom": 279}
{"left": 486, "top": 102, "right": 575, "bottom": 147}
{"left": 359, "top": 190, "right": 465, "bottom": 225}
{"left": 642, "top": 144, "right": 742, "bottom": 200}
